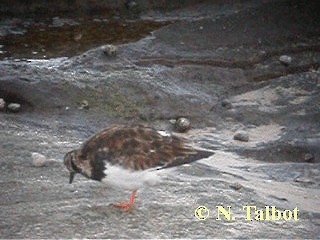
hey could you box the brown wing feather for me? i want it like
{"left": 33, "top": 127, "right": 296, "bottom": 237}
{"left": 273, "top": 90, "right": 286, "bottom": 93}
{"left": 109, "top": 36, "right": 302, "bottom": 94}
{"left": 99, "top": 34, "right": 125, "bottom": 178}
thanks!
{"left": 79, "top": 125, "right": 213, "bottom": 171}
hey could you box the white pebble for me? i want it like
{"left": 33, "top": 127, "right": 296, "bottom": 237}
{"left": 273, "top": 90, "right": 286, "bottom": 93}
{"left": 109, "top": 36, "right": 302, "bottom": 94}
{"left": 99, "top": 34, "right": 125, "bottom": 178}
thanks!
{"left": 32, "top": 152, "right": 48, "bottom": 167}
{"left": 7, "top": 103, "right": 21, "bottom": 112}
{"left": 0, "top": 98, "right": 5, "bottom": 110}
{"left": 279, "top": 55, "right": 292, "bottom": 66}
{"left": 102, "top": 44, "right": 117, "bottom": 57}
{"left": 78, "top": 100, "right": 89, "bottom": 110}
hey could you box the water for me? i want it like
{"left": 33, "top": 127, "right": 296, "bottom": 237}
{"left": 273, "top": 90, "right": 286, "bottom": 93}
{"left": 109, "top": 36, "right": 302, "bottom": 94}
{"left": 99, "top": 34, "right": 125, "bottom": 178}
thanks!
{"left": 0, "top": 16, "right": 171, "bottom": 60}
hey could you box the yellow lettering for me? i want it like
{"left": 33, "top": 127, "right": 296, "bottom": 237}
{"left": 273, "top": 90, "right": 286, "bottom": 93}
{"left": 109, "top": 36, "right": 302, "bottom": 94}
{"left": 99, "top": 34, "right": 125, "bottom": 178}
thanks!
{"left": 283, "top": 210, "right": 292, "bottom": 221}
{"left": 243, "top": 206, "right": 256, "bottom": 221}
{"left": 216, "top": 206, "right": 232, "bottom": 220}
{"left": 255, "top": 209, "right": 264, "bottom": 221}
{"left": 293, "top": 207, "right": 299, "bottom": 221}
{"left": 195, "top": 206, "right": 209, "bottom": 220}
{"left": 265, "top": 206, "right": 270, "bottom": 220}
{"left": 271, "top": 206, "right": 281, "bottom": 220}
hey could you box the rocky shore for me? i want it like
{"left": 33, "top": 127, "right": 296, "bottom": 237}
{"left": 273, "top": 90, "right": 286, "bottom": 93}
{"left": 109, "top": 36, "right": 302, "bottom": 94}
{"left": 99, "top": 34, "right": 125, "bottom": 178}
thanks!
{"left": 0, "top": 0, "right": 319, "bottom": 238}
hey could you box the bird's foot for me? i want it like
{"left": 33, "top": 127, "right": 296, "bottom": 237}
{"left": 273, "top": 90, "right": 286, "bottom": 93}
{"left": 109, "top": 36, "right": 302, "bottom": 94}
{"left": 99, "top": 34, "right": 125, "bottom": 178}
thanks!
{"left": 113, "top": 190, "right": 137, "bottom": 212}
{"left": 113, "top": 202, "right": 133, "bottom": 212}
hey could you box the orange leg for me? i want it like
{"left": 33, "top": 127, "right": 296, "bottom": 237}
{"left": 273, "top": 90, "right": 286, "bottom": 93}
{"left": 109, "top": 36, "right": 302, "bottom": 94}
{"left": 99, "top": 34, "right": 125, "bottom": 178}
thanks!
{"left": 113, "top": 190, "right": 137, "bottom": 212}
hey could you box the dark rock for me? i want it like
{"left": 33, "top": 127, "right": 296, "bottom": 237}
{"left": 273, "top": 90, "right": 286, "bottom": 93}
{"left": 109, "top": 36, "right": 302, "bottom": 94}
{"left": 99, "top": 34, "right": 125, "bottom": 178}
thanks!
{"left": 270, "top": 195, "right": 288, "bottom": 202}
{"left": 125, "top": 0, "right": 141, "bottom": 15}
{"left": 126, "top": 0, "right": 137, "bottom": 10}
{"left": 234, "top": 130, "right": 249, "bottom": 142}
{"left": 221, "top": 99, "right": 233, "bottom": 109}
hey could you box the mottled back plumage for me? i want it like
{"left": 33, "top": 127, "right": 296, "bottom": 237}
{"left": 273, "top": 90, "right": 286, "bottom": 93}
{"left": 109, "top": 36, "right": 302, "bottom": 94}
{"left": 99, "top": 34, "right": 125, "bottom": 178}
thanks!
{"left": 64, "top": 125, "right": 214, "bottom": 182}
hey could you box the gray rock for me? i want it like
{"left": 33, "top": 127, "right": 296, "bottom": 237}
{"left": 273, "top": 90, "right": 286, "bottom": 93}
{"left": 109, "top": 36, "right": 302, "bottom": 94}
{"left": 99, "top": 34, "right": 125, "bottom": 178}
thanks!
{"left": 279, "top": 55, "right": 292, "bottom": 66}
{"left": 175, "top": 117, "right": 191, "bottom": 133}
{"left": 7, "top": 103, "right": 21, "bottom": 112}
{"left": 294, "top": 177, "right": 314, "bottom": 184}
{"left": 229, "top": 182, "right": 242, "bottom": 190}
{"left": 0, "top": 98, "right": 5, "bottom": 111}
{"left": 126, "top": 0, "right": 138, "bottom": 10}
{"left": 51, "top": 17, "right": 79, "bottom": 27}
{"left": 304, "top": 153, "right": 314, "bottom": 162}
{"left": 233, "top": 130, "right": 249, "bottom": 142}
{"left": 102, "top": 44, "right": 117, "bottom": 57}
{"left": 78, "top": 100, "right": 89, "bottom": 110}
{"left": 221, "top": 99, "right": 233, "bottom": 109}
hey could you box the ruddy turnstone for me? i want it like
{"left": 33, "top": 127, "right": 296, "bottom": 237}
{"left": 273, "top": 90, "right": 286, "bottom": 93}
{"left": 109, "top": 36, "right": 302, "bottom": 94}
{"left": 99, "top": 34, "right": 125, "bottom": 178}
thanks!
{"left": 64, "top": 124, "right": 214, "bottom": 211}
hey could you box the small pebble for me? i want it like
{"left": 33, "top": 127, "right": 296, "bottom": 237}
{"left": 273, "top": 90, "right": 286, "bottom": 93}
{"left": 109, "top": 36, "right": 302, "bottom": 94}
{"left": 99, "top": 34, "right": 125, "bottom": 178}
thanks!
{"left": 7, "top": 103, "right": 21, "bottom": 112}
{"left": 126, "top": 0, "right": 138, "bottom": 10}
{"left": 229, "top": 182, "right": 242, "bottom": 190}
{"left": 175, "top": 117, "right": 191, "bottom": 133}
{"left": 279, "top": 55, "right": 292, "bottom": 66}
{"left": 32, "top": 152, "right": 48, "bottom": 167}
{"left": 78, "top": 100, "right": 89, "bottom": 110}
{"left": 0, "top": 98, "right": 5, "bottom": 111}
{"left": 169, "top": 119, "right": 177, "bottom": 124}
{"left": 304, "top": 153, "right": 314, "bottom": 162}
{"left": 73, "top": 33, "right": 83, "bottom": 41}
{"left": 102, "top": 44, "right": 117, "bottom": 57}
{"left": 294, "top": 177, "right": 314, "bottom": 184}
{"left": 221, "top": 99, "right": 233, "bottom": 109}
{"left": 234, "top": 130, "right": 249, "bottom": 142}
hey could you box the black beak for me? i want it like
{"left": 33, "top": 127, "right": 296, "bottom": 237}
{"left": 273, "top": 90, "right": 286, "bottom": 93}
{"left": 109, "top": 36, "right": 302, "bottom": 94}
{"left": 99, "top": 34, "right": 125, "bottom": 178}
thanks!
{"left": 69, "top": 172, "right": 75, "bottom": 184}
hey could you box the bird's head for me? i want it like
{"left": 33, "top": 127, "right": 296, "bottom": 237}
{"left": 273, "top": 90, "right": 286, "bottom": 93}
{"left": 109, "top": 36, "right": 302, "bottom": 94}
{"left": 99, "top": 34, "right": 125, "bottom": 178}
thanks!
{"left": 63, "top": 150, "right": 81, "bottom": 184}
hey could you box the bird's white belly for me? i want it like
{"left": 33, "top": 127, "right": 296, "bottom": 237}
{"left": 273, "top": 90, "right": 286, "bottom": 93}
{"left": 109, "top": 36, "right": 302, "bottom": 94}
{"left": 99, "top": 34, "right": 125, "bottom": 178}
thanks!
{"left": 102, "top": 164, "right": 163, "bottom": 191}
